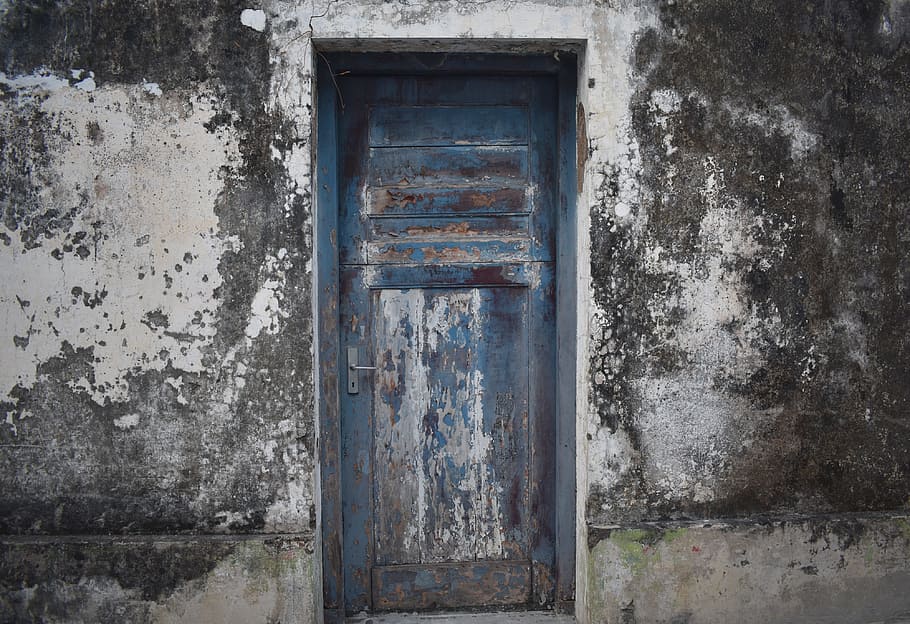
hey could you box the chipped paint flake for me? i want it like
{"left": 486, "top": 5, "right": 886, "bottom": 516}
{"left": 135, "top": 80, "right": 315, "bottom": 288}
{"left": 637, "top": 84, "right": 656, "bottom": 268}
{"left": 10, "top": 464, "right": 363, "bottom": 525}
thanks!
{"left": 113, "top": 413, "right": 140, "bottom": 430}
{"left": 244, "top": 249, "right": 292, "bottom": 340}
{"left": 240, "top": 8, "right": 267, "bottom": 32}
{"left": 142, "top": 81, "right": 163, "bottom": 97}
{"left": 0, "top": 70, "right": 69, "bottom": 93}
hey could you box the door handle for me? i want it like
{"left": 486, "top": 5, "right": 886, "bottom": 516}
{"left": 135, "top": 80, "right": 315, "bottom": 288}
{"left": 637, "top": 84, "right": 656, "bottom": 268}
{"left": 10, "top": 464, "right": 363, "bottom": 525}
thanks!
{"left": 347, "top": 346, "right": 376, "bottom": 394}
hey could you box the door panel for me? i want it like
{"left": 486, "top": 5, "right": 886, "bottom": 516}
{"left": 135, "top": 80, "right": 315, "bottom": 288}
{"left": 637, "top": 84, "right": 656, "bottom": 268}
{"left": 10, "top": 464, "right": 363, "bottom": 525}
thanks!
{"left": 367, "top": 187, "right": 529, "bottom": 217}
{"left": 371, "top": 285, "right": 529, "bottom": 565}
{"left": 369, "top": 145, "right": 529, "bottom": 186}
{"left": 338, "top": 74, "right": 557, "bottom": 613}
{"left": 370, "top": 105, "right": 529, "bottom": 146}
{"left": 372, "top": 561, "right": 532, "bottom": 611}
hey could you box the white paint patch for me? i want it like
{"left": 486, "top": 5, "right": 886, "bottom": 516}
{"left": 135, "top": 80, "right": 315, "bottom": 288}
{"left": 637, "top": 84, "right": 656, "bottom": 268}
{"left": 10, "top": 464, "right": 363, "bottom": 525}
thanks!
{"left": 264, "top": 474, "right": 312, "bottom": 530}
{"left": 142, "top": 82, "right": 163, "bottom": 97}
{"left": 224, "top": 234, "right": 245, "bottom": 253}
{"left": 0, "top": 85, "right": 240, "bottom": 405}
{"left": 244, "top": 249, "right": 292, "bottom": 340}
{"left": 241, "top": 8, "right": 267, "bottom": 32}
{"left": 74, "top": 73, "right": 96, "bottom": 92}
{"left": 113, "top": 413, "right": 141, "bottom": 430}
{"left": 627, "top": 155, "right": 785, "bottom": 503}
{"left": 0, "top": 70, "right": 69, "bottom": 93}
{"left": 586, "top": 421, "right": 635, "bottom": 514}
{"left": 5, "top": 412, "right": 17, "bottom": 437}
{"left": 649, "top": 88, "right": 682, "bottom": 119}
{"left": 165, "top": 376, "right": 189, "bottom": 405}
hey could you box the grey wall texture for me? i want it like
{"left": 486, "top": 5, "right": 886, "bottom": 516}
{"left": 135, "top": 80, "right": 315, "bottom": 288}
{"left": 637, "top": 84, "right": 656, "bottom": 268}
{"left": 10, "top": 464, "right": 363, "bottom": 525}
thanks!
{"left": 0, "top": 0, "right": 907, "bottom": 623}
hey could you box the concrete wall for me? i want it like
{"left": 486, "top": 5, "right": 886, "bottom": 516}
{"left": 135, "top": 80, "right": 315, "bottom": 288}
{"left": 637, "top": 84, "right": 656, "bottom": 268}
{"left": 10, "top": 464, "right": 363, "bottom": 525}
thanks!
{"left": 0, "top": 1, "right": 908, "bottom": 622}
{"left": 0, "top": 0, "right": 317, "bottom": 620}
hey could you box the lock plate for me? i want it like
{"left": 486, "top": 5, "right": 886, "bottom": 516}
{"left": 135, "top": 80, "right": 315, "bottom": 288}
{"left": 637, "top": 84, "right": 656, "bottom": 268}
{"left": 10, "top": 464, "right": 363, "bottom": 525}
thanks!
{"left": 347, "top": 346, "right": 360, "bottom": 394}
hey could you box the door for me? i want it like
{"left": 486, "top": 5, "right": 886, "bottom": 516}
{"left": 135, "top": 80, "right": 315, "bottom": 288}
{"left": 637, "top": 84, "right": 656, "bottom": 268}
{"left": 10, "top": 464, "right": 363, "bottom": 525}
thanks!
{"left": 336, "top": 69, "right": 559, "bottom": 614}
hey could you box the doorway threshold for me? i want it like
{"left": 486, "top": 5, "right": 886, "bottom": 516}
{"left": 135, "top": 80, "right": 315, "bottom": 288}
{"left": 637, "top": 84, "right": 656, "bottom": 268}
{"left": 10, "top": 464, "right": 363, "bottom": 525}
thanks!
{"left": 346, "top": 612, "right": 575, "bottom": 624}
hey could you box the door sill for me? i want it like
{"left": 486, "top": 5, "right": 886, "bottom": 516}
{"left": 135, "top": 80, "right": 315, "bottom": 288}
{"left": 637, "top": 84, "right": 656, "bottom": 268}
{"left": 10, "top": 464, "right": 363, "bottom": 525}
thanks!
{"left": 346, "top": 612, "right": 575, "bottom": 623}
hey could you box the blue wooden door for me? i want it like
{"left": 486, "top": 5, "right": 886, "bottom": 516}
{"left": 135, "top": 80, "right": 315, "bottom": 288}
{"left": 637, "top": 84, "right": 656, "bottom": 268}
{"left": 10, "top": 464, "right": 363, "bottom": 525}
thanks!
{"left": 338, "top": 73, "right": 558, "bottom": 613}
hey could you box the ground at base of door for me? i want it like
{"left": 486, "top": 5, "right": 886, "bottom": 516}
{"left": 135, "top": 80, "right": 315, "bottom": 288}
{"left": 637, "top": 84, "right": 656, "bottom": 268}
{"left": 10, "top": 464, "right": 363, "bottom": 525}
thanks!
{"left": 347, "top": 611, "right": 575, "bottom": 623}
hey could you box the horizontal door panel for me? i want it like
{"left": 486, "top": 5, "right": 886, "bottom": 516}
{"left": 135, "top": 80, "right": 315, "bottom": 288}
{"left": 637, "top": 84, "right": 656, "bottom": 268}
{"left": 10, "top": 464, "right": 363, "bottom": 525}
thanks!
{"left": 359, "top": 263, "right": 537, "bottom": 289}
{"left": 370, "top": 215, "right": 530, "bottom": 240}
{"left": 368, "top": 186, "right": 529, "bottom": 217}
{"left": 372, "top": 561, "right": 532, "bottom": 611}
{"left": 415, "top": 77, "right": 533, "bottom": 105}
{"left": 370, "top": 106, "right": 529, "bottom": 147}
{"left": 369, "top": 146, "right": 528, "bottom": 187}
{"left": 366, "top": 239, "right": 531, "bottom": 264}
{"left": 340, "top": 76, "right": 534, "bottom": 106}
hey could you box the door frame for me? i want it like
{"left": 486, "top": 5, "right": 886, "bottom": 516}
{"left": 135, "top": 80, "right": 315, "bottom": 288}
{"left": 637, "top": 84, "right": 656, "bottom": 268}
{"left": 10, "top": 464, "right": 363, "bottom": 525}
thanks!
{"left": 314, "top": 51, "right": 578, "bottom": 622}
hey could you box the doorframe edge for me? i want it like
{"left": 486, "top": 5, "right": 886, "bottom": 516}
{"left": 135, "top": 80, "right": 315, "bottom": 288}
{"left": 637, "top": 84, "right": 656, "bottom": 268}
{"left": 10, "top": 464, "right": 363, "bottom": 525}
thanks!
{"left": 312, "top": 47, "right": 582, "bottom": 622}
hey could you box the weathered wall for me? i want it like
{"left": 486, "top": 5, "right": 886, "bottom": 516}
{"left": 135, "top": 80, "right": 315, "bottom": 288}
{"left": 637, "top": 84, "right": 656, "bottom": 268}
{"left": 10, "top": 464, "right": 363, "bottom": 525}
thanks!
{"left": 0, "top": 0, "right": 316, "bottom": 621}
{"left": 588, "top": 0, "right": 910, "bottom": 525}
{"left": 583, "top": 0, "right": 910, "bottom": 620}
{"left": 1, "top": 536, "right": 314, "bottom": 623}
{"left": 0, "top": 0, "right": 909, "bottom": 622}
{"left": 587, "top": 516, "right": 910, "bottom": 624}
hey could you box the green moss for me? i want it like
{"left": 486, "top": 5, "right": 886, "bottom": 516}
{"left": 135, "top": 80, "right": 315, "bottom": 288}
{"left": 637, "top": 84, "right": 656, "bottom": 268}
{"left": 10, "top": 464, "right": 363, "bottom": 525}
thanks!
{"left": 237, "top": 540, "right": 307, "bottom": 578}
{"left": 587, "top": 547, "right": 610, "bottom": 623}
{"left": 897, "top": 519, "right": 910, "bottom": 544}
{"left": 610, "top": 529, "right": 659, "bottom": 576}
{"left": 662, "top": 527, "right": 689, "bottom": 544}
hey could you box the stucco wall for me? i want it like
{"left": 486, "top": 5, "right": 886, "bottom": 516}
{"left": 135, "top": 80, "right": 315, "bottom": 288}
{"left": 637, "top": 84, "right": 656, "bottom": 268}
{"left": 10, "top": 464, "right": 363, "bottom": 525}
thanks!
{"left": 0, "top": 0, "right": 316, "bottom": 620}
{"left": 1, "top": 0, "right": 908, "bottom": 623}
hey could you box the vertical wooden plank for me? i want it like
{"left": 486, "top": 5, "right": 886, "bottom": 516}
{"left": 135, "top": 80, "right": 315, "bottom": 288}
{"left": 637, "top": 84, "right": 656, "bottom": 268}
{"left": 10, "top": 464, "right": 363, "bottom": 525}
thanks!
{"left": 527, "top": 74, "right": 560, "bottom": 606}
{"left": 555, "top": 53, "right": 579, "bottom": 611}
{"left": 337, "top": 77, "right": 372, "bottom": 267}
{"left": 340, "top": 268, "right": 374, "bottom": 611}
{"left": 528, "top": 76, "right": 559, "bottom": 264}
{"left": 315, "top": 56, "right": 343, "bottom": 623}
{"left": 371, "top": 288, "right": 425, "bottom": 565}
{"left": 477, "top": 287, "right": 531, "bottom": 562}
{"left": 529, "top": 262, "right": 557, "bottom": 606}
{"left": 337, "top": 79, "right": 375, "bottom": 613}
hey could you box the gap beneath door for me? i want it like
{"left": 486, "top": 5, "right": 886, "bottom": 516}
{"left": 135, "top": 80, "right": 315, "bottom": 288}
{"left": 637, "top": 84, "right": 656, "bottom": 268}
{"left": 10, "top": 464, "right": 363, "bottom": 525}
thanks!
{"left": 347, "top": 612, "right": 575, "bottom": 624}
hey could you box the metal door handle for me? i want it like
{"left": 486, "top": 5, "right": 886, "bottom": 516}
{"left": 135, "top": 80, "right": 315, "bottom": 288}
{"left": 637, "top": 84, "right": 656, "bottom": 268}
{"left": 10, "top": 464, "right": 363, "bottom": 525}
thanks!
{"left": 347, "top": 347, "right": 376, "bottom": 394}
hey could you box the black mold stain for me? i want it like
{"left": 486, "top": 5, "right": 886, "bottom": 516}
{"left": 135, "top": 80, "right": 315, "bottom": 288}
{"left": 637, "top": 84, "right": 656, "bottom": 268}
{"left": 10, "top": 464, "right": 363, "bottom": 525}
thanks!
{"left": 0, "top": 0, "right": 213, "bottom": 88}
{"left": 85, "top": 120, "right": 103, "bottom": 144}
{"left": 0, "top": 540, "right": 235, "bottom": 612}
